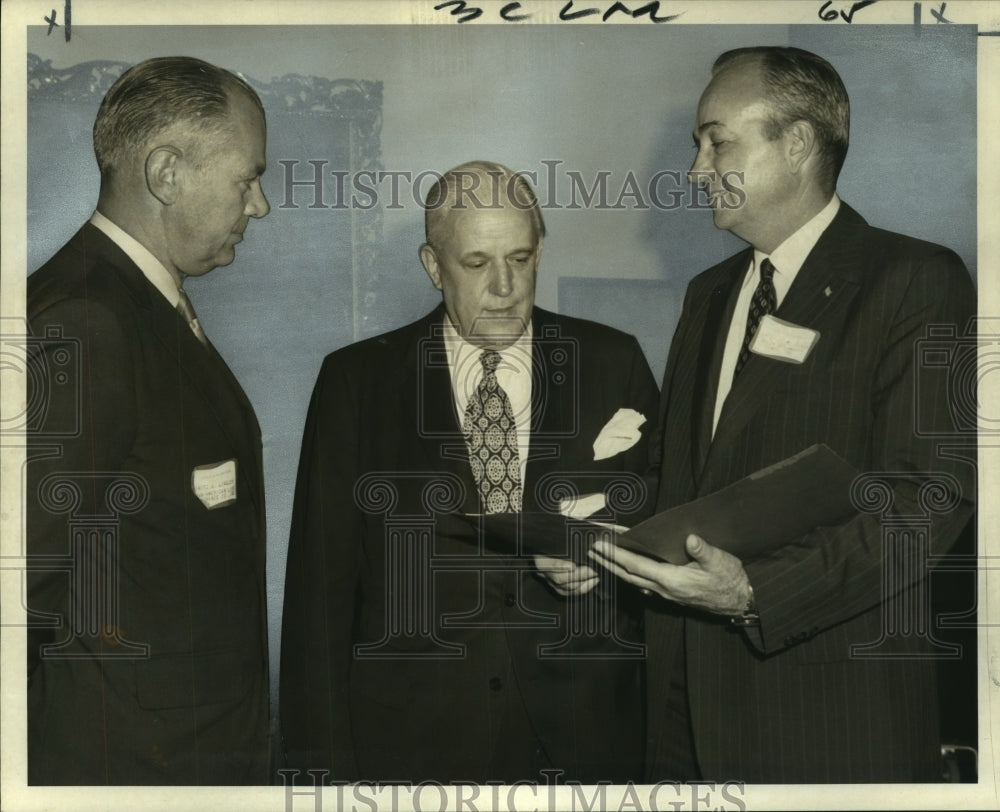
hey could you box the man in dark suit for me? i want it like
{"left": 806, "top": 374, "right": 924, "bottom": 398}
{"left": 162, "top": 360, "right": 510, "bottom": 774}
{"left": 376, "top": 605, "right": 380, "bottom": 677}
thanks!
{"left": 280, "top": 161, "right": 658, "bottom": 783}
{"left": 26, "top": 57, "right": 271, "bottom": 784}
{"left": 590, "top": 47, "right": 976, "bottom": 782}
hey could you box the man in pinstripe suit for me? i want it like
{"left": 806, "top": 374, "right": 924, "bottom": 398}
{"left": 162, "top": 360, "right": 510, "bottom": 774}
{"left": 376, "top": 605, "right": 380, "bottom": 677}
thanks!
{"left": 588, "top": 47, "right": 976, "bottom": 781}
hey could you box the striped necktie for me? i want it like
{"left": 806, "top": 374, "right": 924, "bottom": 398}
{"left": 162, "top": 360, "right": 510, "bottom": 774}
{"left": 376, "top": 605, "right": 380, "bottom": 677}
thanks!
{"left": 733, "top": 257, "right": 777, "bottom": 379}
{"left": 176, "top": 288, "right": 209, "bottom": 348}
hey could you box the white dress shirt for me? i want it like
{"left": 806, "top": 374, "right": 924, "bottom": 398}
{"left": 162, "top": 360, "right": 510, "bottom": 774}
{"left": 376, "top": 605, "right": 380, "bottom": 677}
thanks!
{"left": 712, "top": 194, "right": 841, "bottom": 435}
{"left": 90, "top": 210, "right": 184, "bottom": 309}
{"left": 443, "top": 316, "right": 533, "bottom": 485}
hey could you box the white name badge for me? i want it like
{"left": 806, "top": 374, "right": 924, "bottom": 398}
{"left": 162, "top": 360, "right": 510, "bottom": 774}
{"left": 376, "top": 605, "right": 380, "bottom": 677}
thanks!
{"left": 191, "top": 459, "right": 237, "bottom": 509}
{"left": 750, "top": 314, "right": 820, "bottom": 364}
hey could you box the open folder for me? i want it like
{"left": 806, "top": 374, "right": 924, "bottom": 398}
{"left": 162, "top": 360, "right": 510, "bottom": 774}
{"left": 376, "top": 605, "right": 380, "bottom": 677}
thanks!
{"left": 618, "top": 443, "right": 859, "bottom": 564}
{"left": 459, "top": 444, "right": 859, "bottom": 565}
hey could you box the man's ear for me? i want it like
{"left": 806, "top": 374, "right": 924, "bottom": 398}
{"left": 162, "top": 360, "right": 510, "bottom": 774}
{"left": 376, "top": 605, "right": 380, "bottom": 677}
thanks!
{"left": 145, "top": 146, "right": 183, "bottom": 205}
{"left": 534, "top": 238, "right": 544, "bottom": 269}
{"left": 785, "top": 120, "right": 817, "bottom": 175}
{"left": 419, "top": 243, "right": 442, "bottom": 290}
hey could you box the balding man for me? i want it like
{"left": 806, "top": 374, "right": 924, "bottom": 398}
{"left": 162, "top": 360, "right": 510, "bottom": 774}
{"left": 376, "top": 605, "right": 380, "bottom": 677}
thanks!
{"left": 27, "top": 56, "right": 271, "bottom": 784}
{"left": 591, "top": 47, "right": 976, "bottom": 782}
{"left": 280, "top": 161, "right": 658, "bottom": 783}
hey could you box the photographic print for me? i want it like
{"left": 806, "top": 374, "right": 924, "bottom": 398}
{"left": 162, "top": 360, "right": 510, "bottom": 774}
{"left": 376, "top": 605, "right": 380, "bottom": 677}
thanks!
{"left": 1, "top": 1, "right": 996, "bottom": 810}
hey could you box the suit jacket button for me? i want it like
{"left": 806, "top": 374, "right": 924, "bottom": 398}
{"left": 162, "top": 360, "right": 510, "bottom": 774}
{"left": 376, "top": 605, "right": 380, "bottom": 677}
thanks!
{"left": 504, "top": 593, "right": 516, "bottom": 607}
{"left": 489, "top": 677, "right": 503, "bottom": 692}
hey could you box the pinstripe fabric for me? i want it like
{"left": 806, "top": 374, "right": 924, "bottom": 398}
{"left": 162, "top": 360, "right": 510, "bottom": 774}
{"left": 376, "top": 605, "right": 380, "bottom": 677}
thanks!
{"left": 646, "top": 204, "right": 976, "bottom": 783}
{"left": 27, "top": 225, "right": 270, "bottom": 784}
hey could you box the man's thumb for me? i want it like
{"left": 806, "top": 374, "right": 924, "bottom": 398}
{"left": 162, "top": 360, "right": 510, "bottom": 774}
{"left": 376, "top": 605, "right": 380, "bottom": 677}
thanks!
{"left": 686, "top": 533, "right": 707, "bottom": 561}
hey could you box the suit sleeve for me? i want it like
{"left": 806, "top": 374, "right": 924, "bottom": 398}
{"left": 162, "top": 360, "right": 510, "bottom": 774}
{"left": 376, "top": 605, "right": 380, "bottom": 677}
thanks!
{"left": 26, "top": 298, "right": 138, "bottom": 680}
{"left": 279, "top": 354, "right": 362, "bottom": 779}
{"left": 744, "top": 249, "right": 976, "bottom": 655}
{"left": 617, "top": 335, "right": 661, "bottom": 523}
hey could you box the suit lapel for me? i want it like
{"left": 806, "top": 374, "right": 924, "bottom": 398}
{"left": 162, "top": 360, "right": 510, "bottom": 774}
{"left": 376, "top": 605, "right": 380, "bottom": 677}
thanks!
{"left": 82, "top": 225, "right": 264, "bottom": 514}
{"left": 404, "top": 309, "right": 480, "bottom": 513}
{"left": 705, "top": 204, "right": 868, "bottom": 479}
{"left": 524, "top": 310, "right": 565, "bottom": 500}
{"left": 691, "top": 253, "right": 749, "bottom": 480}
{"left": 146, "top": 297, "right": 265, "bottom": 514}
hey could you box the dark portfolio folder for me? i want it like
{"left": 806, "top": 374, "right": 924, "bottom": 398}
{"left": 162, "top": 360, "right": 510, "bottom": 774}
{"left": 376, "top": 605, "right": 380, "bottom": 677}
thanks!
{"left": 459, "top": 445, "right": 860, "bottom": 565}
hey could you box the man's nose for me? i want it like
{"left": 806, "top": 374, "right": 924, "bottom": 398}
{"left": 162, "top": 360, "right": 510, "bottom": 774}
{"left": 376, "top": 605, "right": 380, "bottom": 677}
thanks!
{"left": 687, "top": 147, "right": 711, "bottom": 186}
{"left": 490, "top": 263, "right": 514, "bottom": 297}
{"left": 246, "top": 180, "right": 270, "bottom": 219}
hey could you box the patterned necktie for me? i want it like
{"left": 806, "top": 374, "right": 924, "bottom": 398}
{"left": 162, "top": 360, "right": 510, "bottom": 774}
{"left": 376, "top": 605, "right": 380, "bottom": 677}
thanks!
{"left": 733, "top": 257, "right": 777, "bottom": 379}
{"left": 176, "top": 288, "right": 209, "bottom": 348}
{"left": 462, "top": 350, "right": 523, "bottom": 514}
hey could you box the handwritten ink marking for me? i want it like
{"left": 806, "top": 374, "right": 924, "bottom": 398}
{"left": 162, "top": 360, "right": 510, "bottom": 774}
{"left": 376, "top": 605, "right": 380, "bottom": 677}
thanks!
{"left": 602, "top": 1, "right": 679, "bottom": 22}
{"left": 603, "top": 1, "right": 633, "bottom": 20}
{"left": 500, "top": 2, "right": 532, "bottom": 21}
{"left": 434, "top": 0, "right": 678, "bottom": 24}
{"left": 930, "top": 2, "right": 950, "bottom": 23}
{"left": 917, "top": 1, "right": 984, "bottom": 32}
{"left": 45, "top": 0, "right": 71, "bottom": 40}
{"left": 560, "top": 1, "right": 602, "bottom": 20}
{"left": 629, "top": 1, "right": 681, "bottom": 22}
{"left": 434, "top": 0, "right": 483, "bottom": 23}
{"left": 818, "top": 0, "right": 879, "bottom": 24}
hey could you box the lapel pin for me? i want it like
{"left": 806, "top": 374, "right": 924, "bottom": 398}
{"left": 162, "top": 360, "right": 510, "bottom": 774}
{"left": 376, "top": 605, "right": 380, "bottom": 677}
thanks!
{"left": 824, "top": 286, "right": 832, "bottom": 297}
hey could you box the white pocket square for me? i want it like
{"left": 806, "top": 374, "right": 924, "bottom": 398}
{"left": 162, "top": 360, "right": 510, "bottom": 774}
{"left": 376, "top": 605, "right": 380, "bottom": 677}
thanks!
{"left": 558, "top": 492, "right": 607, "bottom": 519}
{"left": 593, "top": 408, "right": 646, "bottom": 461}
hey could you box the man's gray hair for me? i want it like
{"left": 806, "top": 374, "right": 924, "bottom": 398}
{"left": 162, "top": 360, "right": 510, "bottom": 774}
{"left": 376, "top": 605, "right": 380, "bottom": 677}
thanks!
{"left": 713, "top": 46, "right": 850, "bottom": 191}
{"left": 93, "top": 56, "right": 264, "bottom": 177}
{"left": 423, "top": 161, "right": 547, "bottom": 248}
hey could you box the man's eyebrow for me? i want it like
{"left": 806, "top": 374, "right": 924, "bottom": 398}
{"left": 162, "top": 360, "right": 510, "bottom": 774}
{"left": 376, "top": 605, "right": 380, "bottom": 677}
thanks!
{"left": 693, "top": 120, "right": 724, "bottom": 138}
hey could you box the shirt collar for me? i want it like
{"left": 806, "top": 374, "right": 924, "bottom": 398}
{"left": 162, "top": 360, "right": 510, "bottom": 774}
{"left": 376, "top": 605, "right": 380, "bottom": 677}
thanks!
{"left": 441, "top": 313, "right": 534, "bottom": 373}
{"left": 89, "top": 210, "right": 183, "bottom": 308}
{"left": 750, "top": 193, "right": 841, "bottom": 284}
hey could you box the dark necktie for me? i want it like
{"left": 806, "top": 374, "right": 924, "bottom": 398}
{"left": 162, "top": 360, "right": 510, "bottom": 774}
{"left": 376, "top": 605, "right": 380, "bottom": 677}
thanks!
{"left": 462, "top": 350, "right": 523, "bottom": 514}
{"left": 733, "top": 257, "right": 777, "bottom": 379}
{"left": 176, "top": 288, "right": 209, "bottom": 348}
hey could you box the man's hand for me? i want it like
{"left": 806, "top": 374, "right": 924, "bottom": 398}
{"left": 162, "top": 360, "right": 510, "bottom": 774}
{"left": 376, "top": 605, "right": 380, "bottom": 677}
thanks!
{"left": 533, "top": 555, "right": 600, "bottom": 596}
{"left": 589, "top": 534, "right": 750, "bottom": 615}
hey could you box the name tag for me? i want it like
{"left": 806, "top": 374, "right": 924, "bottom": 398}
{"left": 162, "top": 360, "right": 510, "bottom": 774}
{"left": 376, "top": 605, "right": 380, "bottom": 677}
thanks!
{"left": 750, "top": 314, "right": 819, "bottom": 364}
{"left": 191, "top": 459, "right": 237, "bottom": 509}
